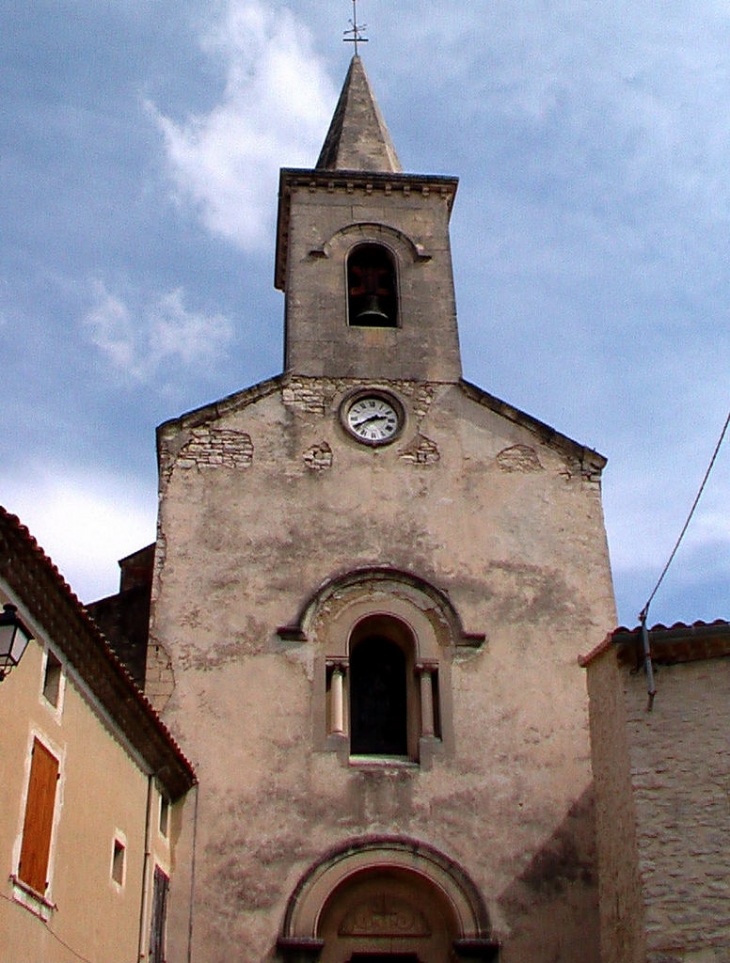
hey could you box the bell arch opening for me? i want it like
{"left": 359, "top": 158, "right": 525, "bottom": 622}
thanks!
{"left": 347, "top": 244, "right": 398, "bottom": 328}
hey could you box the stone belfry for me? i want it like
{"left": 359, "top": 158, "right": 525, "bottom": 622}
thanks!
{"left": 148, "top": 55, "right": 616, "bottom": 963}
{"left": 277, "top": 54, "right": 461, "bottom": 384}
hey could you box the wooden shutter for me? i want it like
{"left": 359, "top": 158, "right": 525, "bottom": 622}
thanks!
{"left": 18, "top": 738, "right": 59, "bottom": 894}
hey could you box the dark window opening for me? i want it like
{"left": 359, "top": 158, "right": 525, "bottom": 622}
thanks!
{"left": 348, "top": 245, "right": 398, "bottom": 328}
{"left": 112, "top": 839, "right": 125, "bottom": 885}
{"left": 43, "top": 651, "right": 62, "bottom": 707}
{"left": 159, "top": 795, "right": 170, "bottom": 837}
{"left": 149, "top": 866, "right": 169, "bottom": 963}
{"left": 431, "top": 669, "right": 442, "bottom": 740}
{"left": 350, "top": 636, "right": 408, "bottom": 755}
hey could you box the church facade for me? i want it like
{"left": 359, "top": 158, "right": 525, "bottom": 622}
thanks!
{"left": 146, "top": 57, "right": 616, "bottom": 962}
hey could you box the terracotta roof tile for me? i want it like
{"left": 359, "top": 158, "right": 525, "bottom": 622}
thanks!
{"left": 0, "top": 506, "right": 196, "bottom": 799}
{"left": 580, "top": 619, "right": 730, "bottom": 668}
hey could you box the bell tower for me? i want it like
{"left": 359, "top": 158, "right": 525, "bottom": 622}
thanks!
{"left": 275, "top": 55, "right": 462, "bottom": 382}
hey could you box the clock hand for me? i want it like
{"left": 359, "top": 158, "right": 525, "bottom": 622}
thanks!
{"left": 354, "top": 412, "right": 388, "bottom": 427}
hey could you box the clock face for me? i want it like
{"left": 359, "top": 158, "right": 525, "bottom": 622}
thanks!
{"left": 345, "top": 395, "right": 401, "bottom": 444}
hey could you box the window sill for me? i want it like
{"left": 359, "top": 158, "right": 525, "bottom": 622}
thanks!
{"left": 348, "top": 755, "right": 419, "bottom": 770}
{"left": 10, "top": 875, "right": 56, "bottom": 922}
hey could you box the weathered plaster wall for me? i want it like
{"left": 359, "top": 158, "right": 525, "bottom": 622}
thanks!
{"left": 150, "top": 375, "right": 616, "bottom": 963}
{"left": 613, "top": 655, "right": 730, "bottom": 962}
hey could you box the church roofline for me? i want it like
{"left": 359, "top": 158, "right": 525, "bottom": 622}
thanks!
{"left": 156, "top": 374, "right": 284, "bottom": 462}
{"left": 274, "top": 168, "right": 458, "bottom": 291}
{"left": 156, "top": 374, "right": 605, "bottom": 483}
{"left": 458, "top": 379, "right": 607, "bottom": 476}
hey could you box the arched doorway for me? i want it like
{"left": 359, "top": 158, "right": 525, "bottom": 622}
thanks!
{"left": 317, "top": 865, "right": 456, "bottom": 963}
{"left": 278, "top": 838, "right": 499, "bottom": 963}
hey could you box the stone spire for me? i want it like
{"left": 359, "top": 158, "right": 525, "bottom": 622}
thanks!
{"left": 316, "top": 56, "right": 402, "bottom": 173}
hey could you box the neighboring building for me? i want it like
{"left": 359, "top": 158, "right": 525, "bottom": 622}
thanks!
{"left": 88, "top": 544, "right": 155, "bottom": 689}
{"left": 582, "top": 620, "right": 730, "bottom": 963}
{"left": 0, "top": 507, "right": 196, "bottom": 963}
{"left": 145, "top": 57, "right": 617, "bottom": 962}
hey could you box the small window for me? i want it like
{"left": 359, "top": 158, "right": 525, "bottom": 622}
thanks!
{"left": 111, "top": 838, "right": 126, "bottom": 886}
{"left": 347, "top": 244, "right": 398, "bottom": 328}
{"left": 42, "top": 651, "right": 62, "bottom": 707}
{"left": 159, "top": 795, "right": 170, "bottom": 838}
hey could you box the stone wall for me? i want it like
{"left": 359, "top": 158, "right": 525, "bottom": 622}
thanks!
{"left": 585, "top": 645, "right": 646, "bottom": 963}
{"left": 586, "top": 630, "right": 730, "bottom": 963}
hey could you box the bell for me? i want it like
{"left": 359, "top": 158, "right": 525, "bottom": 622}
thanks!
{"left": 355, "top": 295, "right": 390, "bottom": 326}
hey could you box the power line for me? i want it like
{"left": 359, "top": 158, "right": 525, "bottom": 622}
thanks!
{"left": 639, "top": 407, "right": 730, "bottom": 623}
{"left": 0, "top": 890, "right": 100, "bottom": 963}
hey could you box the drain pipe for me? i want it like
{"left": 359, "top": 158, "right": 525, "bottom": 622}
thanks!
{"left": 137, "top": 774, "right": 156, "bottom": 962}
{"left": 639, "top": 609, "right": 656, "bottom": 712}
{"left": 186, "top": 783, "right": 200, "bottom": 963}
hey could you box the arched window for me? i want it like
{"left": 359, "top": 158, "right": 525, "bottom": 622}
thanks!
{"left": 344, "top": 615, "right": 427, "bottom": 761}
{"left": 347, "top": 244, "right": 398, "bottom": 328}
{"left": 350, "top": 636, "right": 408, "bottom": 756}
{"left": 298, "top": 569, "right": 465, "bottom": 767}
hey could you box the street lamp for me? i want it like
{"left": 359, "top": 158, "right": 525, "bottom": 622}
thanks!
{"left": 0, "top": 603, "right": 33, "bottom": 681}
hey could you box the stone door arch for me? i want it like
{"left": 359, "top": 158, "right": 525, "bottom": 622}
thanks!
{"left": 278, "top": 838, "right": 499, "bottom": 963}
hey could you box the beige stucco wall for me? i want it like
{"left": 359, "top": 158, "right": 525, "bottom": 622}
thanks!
{"left": 590, "top": 649, "right": 730, "bottom": 963}
{"left": 0, "top": 593, "right": 176, "bottom": 963}
{"left": 150, "top": 374, "right": 616, "bottom": 963}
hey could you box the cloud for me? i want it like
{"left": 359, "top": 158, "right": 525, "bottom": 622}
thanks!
{"left": 151, "top": 0, "right": 337, "bottom": 250}
{"left": 1, "top": 467, "right": 156, "bottom": 603}
{"left": 83, "top": 281, "right": 233, "bottom": 384}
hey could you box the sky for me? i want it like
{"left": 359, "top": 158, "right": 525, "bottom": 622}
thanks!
{"left": 2, "top": 0, "right": 728, "bottom": 629}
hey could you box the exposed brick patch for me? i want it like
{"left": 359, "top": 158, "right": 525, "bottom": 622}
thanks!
{"left": 303, "top": 442, "right": 333, "bottom": 471}
{"left": 396, "top": 382, "right": 437, "bottom": 422}
{"left": 177, "top": 427, "right": 253, "bottom": 470}
{"left": 282, "top": 377, "right": 441, "bottom": 424}
{"left": 282, "top": 380, "right": 330, "bottom": 414}
{"left": 497, "top": 444, "right": 543, "bottom": 473}
{"left": 145, "top": 639, "right": 176, "bottom": 712}
{"left": 399, "top": 434, "right": 440, "bottom": 465}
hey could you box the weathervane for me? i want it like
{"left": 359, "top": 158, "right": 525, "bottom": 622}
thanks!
{"left": 343, "top": 0, "right": 368, "bottom": 54}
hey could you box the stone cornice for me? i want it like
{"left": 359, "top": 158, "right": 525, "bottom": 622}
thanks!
{"left": 275, "top": 167, "right": 459, "bottom": 291}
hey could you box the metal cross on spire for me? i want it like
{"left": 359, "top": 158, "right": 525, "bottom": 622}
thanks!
{"left": 343, "top": 0, "right": 368, "bottom": 54}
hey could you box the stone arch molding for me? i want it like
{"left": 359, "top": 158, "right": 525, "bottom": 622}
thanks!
{"left": 278, "top": 837, "right": 499, "bottom": 961}
{"left": 279, "top": 567, "right": 484, "bottom": 657}
{"left": 313, "top": 222, "right": 432, "bottom": 264}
